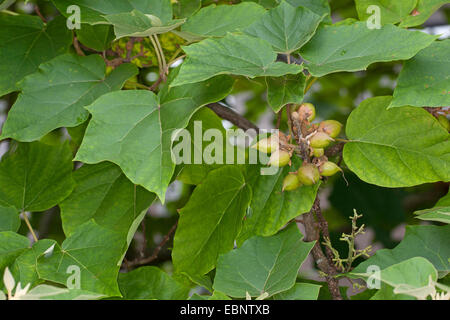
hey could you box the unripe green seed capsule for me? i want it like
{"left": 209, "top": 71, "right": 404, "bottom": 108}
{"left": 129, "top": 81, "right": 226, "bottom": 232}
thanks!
{"left": 319, "top": 161, "right": 341, "bottom": 177}
{"left": 282, "top": 174, "right": 301, "bottom": 191}
{"left": 251, "top": 136, "right": 278, "bottom": 154}
{"left": 312, "top": 148, "right": 324, "bottom": 157}
{"left": 437, "top": 115, "right": 450, "bottom": 132}
{"left": 298, "top": 103, "right": 316, "bottom": 122}
{"left": 268, "top": 149, "right": 291, "bottom": 167}
{"left": 297, "top": 163, "right": 320, "bottom": 186}
{"left": 309, "top": 132, "right": 333, "bottom": 148}
{"left": 319, "top": 120, "right": 342, "bottom": 138}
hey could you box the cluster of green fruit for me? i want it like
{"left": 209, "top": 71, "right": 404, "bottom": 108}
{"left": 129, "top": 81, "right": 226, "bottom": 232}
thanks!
{"left": 252, "top": 103, "right": 343, "bottom": 192}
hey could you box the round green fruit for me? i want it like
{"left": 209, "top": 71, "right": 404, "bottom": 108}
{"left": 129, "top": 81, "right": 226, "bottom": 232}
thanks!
{"left": 282, "top": 174, "right": 301, "bottom": 191}
{"left": 268, "top": 149, "right": 291, "bottom": 167}
{"left": 298, "top": 103, "right": 316, "bottom": 122}
{"left": 251, "top": 136, "right": 278, "bottom": 154}
{"left": 312, "top": 148, "right": 324, "bottom": 157}
{"left": 297, "top": 163, "right": 320, "bottom": 185}
{"left": 319, "top": 161, "right": 341, "bottom": 177}
{"left": 309, "top": 132, "right": 333, "bottom": 148}
{"left": 319, "top": 120, "right": 342, "bottom": 138}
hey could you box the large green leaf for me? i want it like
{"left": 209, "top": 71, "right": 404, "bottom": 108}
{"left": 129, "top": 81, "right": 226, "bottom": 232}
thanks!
{"left": 60, "top": 162, "right": 155, "bottom": 237}
{"left": 171, "top": 34, "right": 303, "bottom": 87}
{"left": 286, "top": 0, "right": 331, "bottom": 18}
{"left": 0, "top": 14, "right": 71, "bottom": 96}
{"left": 181, "top": 2, "right": 266, "bottom": 37}
{"left": 355, "top": 0, "right": 418, "bottom": 25}
{"left": 190, "top": 291, "right": 231, "bottom": 300}
{"left": 0, "top": 0, "right": 15, "bottom": 10}
{"left": 237, "top": 160, "right": 319, "bottom": 244}
{"left": 351, "top": 225, "right": 450, "bottom": 277}
{"left": 0, "top": 54, "right": 137, "bottom": 142}
{"left": 415, "top": 191, "right": 450, "bottom": 224}
{"left": 172, "top": 166, "right": 252, "bottom": 276}
{"left": 11, "top": 239, "right": 56, "bottom": 288}
{"left": 16, "top": 284, "right": 105, "bottom": 300}
{"left": 265, "top": 73, "right": 306, "bottom": 112}
{"left": 300, "top": 22, "right": 437, "bottom": 77}
{"left": 245, "top": 1, "right": 325, "bottom": 54}
{"left": 389, "top": 40, "right": 450, "bottom": 109}
{"left": 399, "top": 0, "right": 449, "bottom": 28}
{"left": 52, "top": 0, "right": 173, "bottom": 25}
{"left": 213, "top": 223, "right": 314, "bottom": 298}
{"left": 76, "top": 24, "right": 115, "bottom": 51}
{"left": 75, "top": 72, "right": 234, "bottom": 202}
{"left": 0, "top": 142, "right": 75, "bottom": 212}
{"left": 173, "top": 0, "right": 201, "bottom": 19}
{"left": 104, "top": 9, "right": 185, "bottom": 39}
{"left": 379, "top": 257, "right": 438, "bottom": 290}
{"left": 175, "top": 108, "right": 231, "bottom": 185}
{"left": 118, "top": 266, "right": 190, "bottom": 299}
{"left": 37, "top": 220, "right": 125, "bottom": 296}
{"left": 272, "top": 282, "right": 321, "bottom": 300}
{"left": 352, "top": 257, "right": 438, "bottom": 300}
{"left": 0, "top": 206, "right": 20, "bottom": 232}
{"left": 343, "top": 96, "right": 450, "bottom": 188}
{"left": 0, "top": 232, "right": 30, "bottom": 272}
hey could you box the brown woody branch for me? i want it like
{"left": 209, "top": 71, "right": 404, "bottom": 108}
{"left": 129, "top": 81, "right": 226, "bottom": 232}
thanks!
{"left": 303, "top": 203, "right": 343, "bottom": 300}
{"left": 207, "top": 103, "right": 260, "bottom": 132}
{"left": 290, "top": 107, "right": 343, "bottom": 300}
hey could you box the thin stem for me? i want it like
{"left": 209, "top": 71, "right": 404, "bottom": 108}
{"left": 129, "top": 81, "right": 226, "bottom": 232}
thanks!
{"left": 276, "top": 111, "right": 282, "bottom": 129}
{"left": 152, "top": 34, "right": 168, "bottom": 75}
{"left": 208, "top": 103, "right": 259, "bottom": 132}
{"left": 1, "top": 10, "right": 18, "bottom": 15}
{"left": 149, "top": 35, "right": 164, "bottom": 76}
{"left": 22, "top": 212, "right": 38, "bottom": 242}
{"left": 304, "top": 77, "right": 317, "bottom": 94}
{"left": 34, "top": 4, "right": 47, "bottom": 23}
{"left": 125, "top": 221, "right": 178, "bottom": 269}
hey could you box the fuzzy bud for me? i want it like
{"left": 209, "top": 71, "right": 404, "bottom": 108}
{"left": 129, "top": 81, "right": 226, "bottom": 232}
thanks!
{"left": 282, "top": 174, "right": 301, "bottom": 191}
{"left": 251, "top": 136, "right": 279, "bottom": 154}
{"left": 297, "top": 163, "right": 320, "bottom": 186}
{"left": 309, "top": 132, "right": 334, "bottom": 148}
{"left": 268, "top": 149, "right": 291, "bottom": 167}
{"left": 319, "top": 120, "right": 342, "bottom": 138}
{"left": 319, "top": 161, "right": 341, "bottom": 177}
{"left": 312, "top": 148, "right": 324, "bottom": 157}
{"left": 298, "top": 103, "right": 316, "bottom": 122}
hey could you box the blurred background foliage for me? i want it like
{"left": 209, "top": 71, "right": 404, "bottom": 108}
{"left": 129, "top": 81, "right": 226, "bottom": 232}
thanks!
{"left": 0, "top": 0, "right": 449, "bottom": 279}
